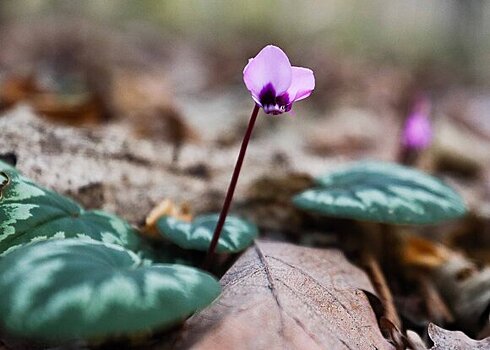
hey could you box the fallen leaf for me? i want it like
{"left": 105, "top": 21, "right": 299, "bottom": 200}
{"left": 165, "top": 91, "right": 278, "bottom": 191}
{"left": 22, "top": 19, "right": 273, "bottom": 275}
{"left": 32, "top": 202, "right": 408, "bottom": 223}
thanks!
{"left": 401, "top": 236, "right": 490, "bottom": 334}
{"left": 432, "top": 258, "right": 490, "bottom": 335}
{"left": 176, "top": 240, "right": 393, "bottom": 350}
{"left": 406, "top": 330, "right": 428, "bottom": 350}
{"left": 402, "top": 236, "right": 451, "bottom": 269}
{"left": 143, "top": 199, "right": 192, "bottom": 239}
{"left": 428, "top": 323, "right": 490, "bottom": 350}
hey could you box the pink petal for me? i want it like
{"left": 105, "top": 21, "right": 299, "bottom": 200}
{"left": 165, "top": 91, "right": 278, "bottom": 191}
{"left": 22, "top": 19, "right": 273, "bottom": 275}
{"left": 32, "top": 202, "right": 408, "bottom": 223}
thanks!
{"left": 286, "top": 67, "right": 315, "bottom": 102}
{"left": 403, "top": 113, "right": 432, "bottom": 150}
{"left": 243, "top": 45, "right": 292, "bottom": 101}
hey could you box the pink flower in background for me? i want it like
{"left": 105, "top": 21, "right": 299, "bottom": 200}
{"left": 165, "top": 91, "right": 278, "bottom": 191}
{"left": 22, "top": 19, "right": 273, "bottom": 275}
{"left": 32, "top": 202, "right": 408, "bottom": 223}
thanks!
{"left": 243, "top": 45, "right": 315, "bottom": 115}
{"left": 402, "top": 97, "right": 432, "bottom": 150}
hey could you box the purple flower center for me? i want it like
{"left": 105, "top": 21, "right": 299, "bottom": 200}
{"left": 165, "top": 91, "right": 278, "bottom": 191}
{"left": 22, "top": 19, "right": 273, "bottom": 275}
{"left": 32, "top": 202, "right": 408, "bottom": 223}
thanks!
{"left": 259, "top": 83, "right": 291, "bottom": 115}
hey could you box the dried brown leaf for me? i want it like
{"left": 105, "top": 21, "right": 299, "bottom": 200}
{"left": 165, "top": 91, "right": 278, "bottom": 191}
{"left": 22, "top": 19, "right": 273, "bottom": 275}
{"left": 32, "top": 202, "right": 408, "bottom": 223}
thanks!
{"left": 402, "top": 236, "right": 451, "bottom": 269}
{"left": 428, "top": 323, "right": 490, "bottom": 350}
{"left": 142, "top": 199, "right": 192, "bottom": 239}
{"left": 402, "top": 236, "right": 490, "bottom": 334}
{"left": 406, "top": 330, "right": 428, "bottom": 350}
{"left": 432, "top": 259, "right": 490, "bottom": 334}
{"left": 176, "top": 240, "right": 393, "bottom": 350}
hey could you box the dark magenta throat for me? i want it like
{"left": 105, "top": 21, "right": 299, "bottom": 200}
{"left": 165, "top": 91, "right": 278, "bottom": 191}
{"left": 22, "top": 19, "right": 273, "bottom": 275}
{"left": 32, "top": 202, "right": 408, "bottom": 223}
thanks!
{"left": 259, "top": 83, "right": 291, "bottom": 115}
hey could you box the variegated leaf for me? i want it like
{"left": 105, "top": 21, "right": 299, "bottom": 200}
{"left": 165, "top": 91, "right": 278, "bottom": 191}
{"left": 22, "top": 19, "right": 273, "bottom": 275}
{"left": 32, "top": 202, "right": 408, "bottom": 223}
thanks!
{"left": 0, "top": 161, "right": 142, "bottom": 254}
{"left": 293, "top": 161, "right": 466, "bottom": 225}
{"left": 157, "top": 214, "right": 258, "bottom": 253}
{"left": 0, "top": 239, "right": 220, "bottom": 342}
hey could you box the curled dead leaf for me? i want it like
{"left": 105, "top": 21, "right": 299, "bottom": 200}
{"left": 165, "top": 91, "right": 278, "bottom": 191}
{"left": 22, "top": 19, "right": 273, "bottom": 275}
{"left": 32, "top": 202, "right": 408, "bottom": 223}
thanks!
{"left": 406, "top": 330, "right": 428, "bottom": 350}
{"left": 428, "top": 323, "right": 490, "bottom": 350}
{"left": 143, "top": 199, "right": 192, "bottom": 239}
{"left": 402, "top": 236, "right": 451, "bottom": 269}
{"left": 402, "top": 236, "right": 489, "bottom": 334}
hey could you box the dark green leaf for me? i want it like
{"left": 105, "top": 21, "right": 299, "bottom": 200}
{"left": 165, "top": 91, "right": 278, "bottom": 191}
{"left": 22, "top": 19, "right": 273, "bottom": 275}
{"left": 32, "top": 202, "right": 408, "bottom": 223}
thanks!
{"left": 0, "top": 160, "right": 142, "bottom": 254}
{"left": 0, "top": 239, "right": 220, "bottom": 342}
{"left": 293, "top": 161, "right": 466, "bottom": 225}
{"left": 156, "top": 214, "right": 258, "bottom": 253}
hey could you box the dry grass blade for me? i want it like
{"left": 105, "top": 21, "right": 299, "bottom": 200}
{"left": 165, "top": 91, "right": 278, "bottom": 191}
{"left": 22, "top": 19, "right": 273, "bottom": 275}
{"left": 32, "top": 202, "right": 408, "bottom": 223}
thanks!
{"left": 363, "top": 252, "right": 402, "bottom": 331}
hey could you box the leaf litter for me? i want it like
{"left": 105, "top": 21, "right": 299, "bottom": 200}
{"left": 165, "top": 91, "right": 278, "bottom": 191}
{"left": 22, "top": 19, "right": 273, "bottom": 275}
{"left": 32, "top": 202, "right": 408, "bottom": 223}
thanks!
{"left": 174, "top": 241, "right": 393, "bottom": 350}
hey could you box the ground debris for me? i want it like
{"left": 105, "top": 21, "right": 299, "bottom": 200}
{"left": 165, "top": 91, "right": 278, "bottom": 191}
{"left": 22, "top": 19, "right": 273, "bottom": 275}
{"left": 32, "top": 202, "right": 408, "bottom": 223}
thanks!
{"left": 175, "top": 240, "right": 393, "bottom": 350}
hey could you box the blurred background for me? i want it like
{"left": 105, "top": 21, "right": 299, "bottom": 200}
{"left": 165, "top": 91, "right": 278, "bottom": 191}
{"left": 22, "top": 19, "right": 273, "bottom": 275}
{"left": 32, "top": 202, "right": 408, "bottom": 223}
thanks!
{"left": 1, "top": 0, "right": 490, "bottom": 109}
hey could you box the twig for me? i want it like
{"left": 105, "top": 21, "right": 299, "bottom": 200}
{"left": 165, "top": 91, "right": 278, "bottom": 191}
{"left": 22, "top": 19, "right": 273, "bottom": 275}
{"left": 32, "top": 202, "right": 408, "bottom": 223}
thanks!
{"left": 418, "top": 274, "right": 454, "bottom": 325}
{"left": 363, "top": 252, "right": 402, "bottom": 330}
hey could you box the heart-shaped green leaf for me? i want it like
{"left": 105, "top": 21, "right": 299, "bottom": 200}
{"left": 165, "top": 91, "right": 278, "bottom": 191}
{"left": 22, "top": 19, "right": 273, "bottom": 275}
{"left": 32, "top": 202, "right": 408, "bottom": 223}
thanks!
{"left": 0, "top": 161, "right": 142, "bottom": 254}
{"left": 293, "top": 161, "right": 466, "bottom": 225}
{"left": 0, "top": 239, "right": 220, "bottom": 342}
{"left": 156, "top": 214, "right": 258, "bottom": 253}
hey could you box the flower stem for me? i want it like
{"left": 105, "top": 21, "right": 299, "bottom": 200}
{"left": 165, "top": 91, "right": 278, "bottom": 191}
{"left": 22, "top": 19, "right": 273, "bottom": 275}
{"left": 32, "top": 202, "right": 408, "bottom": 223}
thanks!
{"left": 397, "top": 145, "right": 418, "bottom": 166}
{"left": 203, "top": 104, "right": 260, "bottom": 268}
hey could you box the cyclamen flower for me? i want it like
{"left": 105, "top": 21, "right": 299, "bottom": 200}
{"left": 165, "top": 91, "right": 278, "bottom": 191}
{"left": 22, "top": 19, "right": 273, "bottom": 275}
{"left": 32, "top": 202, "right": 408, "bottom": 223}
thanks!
{"left": 243, "top": 45, "right": 315, "bottom": 115}
{"left": 402, "top": 98, "right": 432, "bottom": 150}
{"left": 205, "top": 45, "right": 314, "bottom": 267}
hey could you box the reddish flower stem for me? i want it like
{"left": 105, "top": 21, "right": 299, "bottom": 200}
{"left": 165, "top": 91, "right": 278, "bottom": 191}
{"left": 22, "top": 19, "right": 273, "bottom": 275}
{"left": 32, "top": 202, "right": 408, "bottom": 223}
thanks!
{"left": 203, "top": 104, "right": 260, "bottom": 268}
